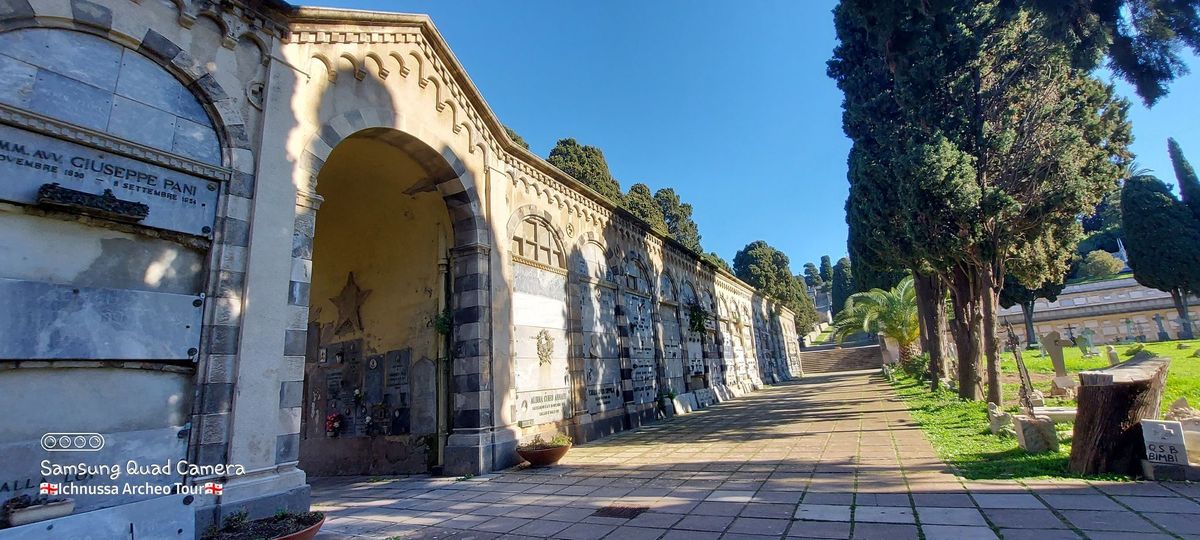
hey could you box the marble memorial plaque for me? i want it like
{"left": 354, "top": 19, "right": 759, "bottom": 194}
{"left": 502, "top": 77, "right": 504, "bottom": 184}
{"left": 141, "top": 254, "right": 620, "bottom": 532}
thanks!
{"left": 385, "top": 348, "right": 410, "bottom": 387}
{"left": 0, "top": 277, "right": 201, "bottom": 360}
{"left": 0, "top": 124, "right": 220, "bottom": 236}
{"left": 325, "top": 370, "right": 344, "bottom": 401}
{"left": 410, "top": 358, "right": 437, "bottom": 436}
{"left": 1144, "top": 420, "right": 1188, "bottom": 465}
{"left": 585, "top": 356, "right": 621, "bottom": 414}
{"left": 364, "top": 354, "right": 384, "bottom": 404}
{"left": 517, "top": 388, "right": 570, "bottom": 426}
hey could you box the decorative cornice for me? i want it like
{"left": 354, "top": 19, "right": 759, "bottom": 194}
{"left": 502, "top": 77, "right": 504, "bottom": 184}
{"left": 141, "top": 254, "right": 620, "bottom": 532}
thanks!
{"left": 0, "top": 104, "right": 232, "bottom": 182}
{"left": 280, "top": 6, "right": 772, "bottom": 305}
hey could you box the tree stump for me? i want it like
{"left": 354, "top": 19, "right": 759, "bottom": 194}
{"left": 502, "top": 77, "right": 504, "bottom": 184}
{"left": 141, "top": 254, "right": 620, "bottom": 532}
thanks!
{"left": 1068, "top": 356, "right": 1171, "bottom": 476}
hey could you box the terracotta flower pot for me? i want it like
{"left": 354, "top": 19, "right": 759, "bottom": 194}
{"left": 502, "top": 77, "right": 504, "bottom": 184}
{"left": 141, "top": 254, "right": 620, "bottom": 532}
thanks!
{"left": 517, "top": 444, "right": 571, "bottom": 467}
{"left": 275, "top": 516, "right": 325, "bottom": 540}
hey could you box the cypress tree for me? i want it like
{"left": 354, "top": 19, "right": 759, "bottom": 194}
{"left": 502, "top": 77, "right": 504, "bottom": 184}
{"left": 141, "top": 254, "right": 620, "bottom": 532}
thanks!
{"left": 1170, "top": 138, "right": 1200, "bottom": 223}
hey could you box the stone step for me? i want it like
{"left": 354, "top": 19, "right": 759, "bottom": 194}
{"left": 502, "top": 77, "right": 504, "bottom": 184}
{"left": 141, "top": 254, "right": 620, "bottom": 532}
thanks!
{"left": 800, "top": 345, "right": 883, "bottom": 374}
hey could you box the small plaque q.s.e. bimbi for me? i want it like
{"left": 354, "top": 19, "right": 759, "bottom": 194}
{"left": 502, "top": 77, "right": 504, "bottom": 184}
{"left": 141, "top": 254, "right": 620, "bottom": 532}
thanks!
{"left": 1143, "top": 420, "right": 1188, "bottom": 465}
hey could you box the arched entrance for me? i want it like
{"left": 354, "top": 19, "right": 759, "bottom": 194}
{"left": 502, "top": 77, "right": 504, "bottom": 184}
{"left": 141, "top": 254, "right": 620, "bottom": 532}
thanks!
{"left": 298, "top": 128, "right": 472, "bottom": 475}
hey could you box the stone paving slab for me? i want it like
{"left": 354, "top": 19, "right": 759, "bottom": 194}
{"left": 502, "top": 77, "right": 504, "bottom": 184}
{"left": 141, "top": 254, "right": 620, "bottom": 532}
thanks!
{"left": 309, "top": 371, "right": 1200, "bottom": 539}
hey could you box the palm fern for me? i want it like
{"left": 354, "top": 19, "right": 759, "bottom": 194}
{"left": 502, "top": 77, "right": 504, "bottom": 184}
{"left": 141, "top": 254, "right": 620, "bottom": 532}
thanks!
{"left": 831, "top": 275, "right": 920, "bottom": 360}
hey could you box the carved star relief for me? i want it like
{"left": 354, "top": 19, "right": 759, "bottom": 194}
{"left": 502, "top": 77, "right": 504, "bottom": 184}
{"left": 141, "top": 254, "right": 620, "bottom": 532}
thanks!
{"left": 331, "top": 272, "right": 371, "bottom": 334}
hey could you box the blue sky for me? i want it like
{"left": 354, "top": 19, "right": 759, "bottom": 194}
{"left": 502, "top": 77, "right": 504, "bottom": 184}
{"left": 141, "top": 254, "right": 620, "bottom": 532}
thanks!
{"left": 312, "top": 0, "right": 1200, "bottom": 274}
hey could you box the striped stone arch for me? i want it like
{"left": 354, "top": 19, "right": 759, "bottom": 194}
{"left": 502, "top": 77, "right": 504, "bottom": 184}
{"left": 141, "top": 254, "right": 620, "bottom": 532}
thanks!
{"left": 298, "top": 108, "right": 488, "bottom": 248}
{"left": 288, "top": 109, "right": 495, "bottom": 475}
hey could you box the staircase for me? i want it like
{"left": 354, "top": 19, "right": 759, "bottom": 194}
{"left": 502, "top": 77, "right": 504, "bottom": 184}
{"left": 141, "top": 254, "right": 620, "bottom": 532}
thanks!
{"left": 800, "top": 344, "right": 883, "bottom": 374}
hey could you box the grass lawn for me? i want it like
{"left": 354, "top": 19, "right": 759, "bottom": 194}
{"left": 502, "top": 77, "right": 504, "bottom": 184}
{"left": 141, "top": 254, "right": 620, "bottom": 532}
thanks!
{"left": 889, "top": 338, "right": 1200, "bottom": 480}
{"left": 811, "top": 327, "right": 835, "bottom": 345}
{"left": 1000, "top": 338, "right": 1200, "bottom": 414}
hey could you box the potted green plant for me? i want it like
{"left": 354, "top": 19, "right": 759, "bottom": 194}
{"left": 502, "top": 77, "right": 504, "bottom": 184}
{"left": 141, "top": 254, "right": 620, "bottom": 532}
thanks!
{"left": 3, "top": 494, "right": 75, "bottom": 527}
{"left": 516, "top": 434, "right": 572, "bottom": 467}
{"left": 202, "top": 510, "right": 325, "bottom": 540}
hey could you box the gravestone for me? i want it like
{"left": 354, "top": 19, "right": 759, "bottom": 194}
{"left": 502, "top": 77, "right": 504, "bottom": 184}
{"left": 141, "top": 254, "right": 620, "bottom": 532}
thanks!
{"left": 1154, "top": 314, "right": 1171, "bottom": 341}
{"left": 1106, "top": 345, "right": 1120, "bottom": 366}
{"left": 1078, "top": 328, "right": 1098, "bottom": 357}
{"left": 1042, "top": 331, "right": 1077, "bottom": 398}
{"left": 364, "top": 354, "right": 384, "bottom": 404}
{"left": 1142, "top": 420, "right": 1188, "bottom": 480}
{"left": 385, "top": 348, "right": 411, "bottom": 434}
{"left": 410, "top": 357, "right": 437, "bottom": 436}
{"left": 1125, "top": 318, "right": 1136, "bottom": 342}
{"left": 1008, "top": 324, "right": 1055, "bottom": 452}
{"left": 1014, "top": 415, "right": 1059, "bottom": 453}
{"left": 988, "top": 402, "right": 1014, "bottom": 436}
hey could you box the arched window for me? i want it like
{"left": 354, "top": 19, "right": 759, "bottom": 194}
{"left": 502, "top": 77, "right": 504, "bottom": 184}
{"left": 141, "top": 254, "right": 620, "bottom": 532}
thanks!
{"left": 511, "top": 217, "right": 564, "bottom": 268}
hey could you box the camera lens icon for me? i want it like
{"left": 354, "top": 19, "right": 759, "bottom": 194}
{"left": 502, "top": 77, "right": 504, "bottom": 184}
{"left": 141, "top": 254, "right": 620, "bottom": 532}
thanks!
{"left": 41, "top": 433, "right": 105, "bottom": 452}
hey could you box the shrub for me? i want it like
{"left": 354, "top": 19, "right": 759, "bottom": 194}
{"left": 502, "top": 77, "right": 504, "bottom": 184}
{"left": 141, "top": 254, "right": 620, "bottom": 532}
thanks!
{"left": 1077, "top": 250, "right": 1125, "bottom": 279}
{"left": 900, "top": 353, "right": 931, "bottom": 381}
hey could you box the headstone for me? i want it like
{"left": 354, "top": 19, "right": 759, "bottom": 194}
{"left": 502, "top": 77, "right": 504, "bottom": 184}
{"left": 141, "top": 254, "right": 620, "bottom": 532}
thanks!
{"left": 1078, "top": 328, "right": 1097, "bottom": 357}
{"left": 1014, "top": 415, "right": 1059, "bottom": 453}
{"left": 1124, "top": 318, "right": 1136, "bottom": 343}
{"left": 1106, "top": 345, "right": 1120, "bottom": 366}
{"left": 1008, "top": 323, "right": 1046, "bottom": 410}
{"left": 1166, "top": 398, "right": 1200, "bottom": 467}
{"left": 1142, "top": 420, "right": 1188, "bottom": 480}
{"left": 364, "top": 354, "right": 384, "bottom": 404}
{"left": 1137, "top": 417, "right": 1185, "bottom": 463}
{"left": 410, "top": 358, "right": 437, "bottom": 436}
{"left": 1154, "top": 314, "right": 1171, "bottom": 342}
{"left": 988, "top": 402, "right": 1013, "bottom": 436}
{"left": 1041, "top": 331, "right": 1077, "bottom": 398}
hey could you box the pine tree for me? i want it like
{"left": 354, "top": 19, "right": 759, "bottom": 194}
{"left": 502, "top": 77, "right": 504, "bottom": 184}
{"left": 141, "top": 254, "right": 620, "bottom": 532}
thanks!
{"left": 547, "top": 138, "right": 623, "bottom": 204}
{"left": 653, "top": 188, "right": 702, "bottom": 252}
{"left": 733, "top": 241, "right": 819, "bottom": 333}
{"left": 504, "top": 125, "right": 530, "bottom": 150}
{"left": 819, "top": 256, "right": 833, "bottom": 283}
{"left": 802, "top": 263, "right": 823, "bottom": 288}
{"left": 623, "top": 183, "right": 668, "bottom": 234}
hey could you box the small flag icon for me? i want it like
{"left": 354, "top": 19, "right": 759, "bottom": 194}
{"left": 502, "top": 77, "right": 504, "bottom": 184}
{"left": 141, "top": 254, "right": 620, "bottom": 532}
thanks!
{"left": 39, "top": 483, "right": 59, "bottom": 495}
{"left": 203, "top": 482, "right": 223, "bottom": 496}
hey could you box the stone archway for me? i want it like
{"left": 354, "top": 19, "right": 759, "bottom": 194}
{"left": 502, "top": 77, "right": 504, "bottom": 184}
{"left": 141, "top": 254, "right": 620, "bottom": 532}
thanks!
{"left": 293, "top": 121, "right": 492, "bottom": 476}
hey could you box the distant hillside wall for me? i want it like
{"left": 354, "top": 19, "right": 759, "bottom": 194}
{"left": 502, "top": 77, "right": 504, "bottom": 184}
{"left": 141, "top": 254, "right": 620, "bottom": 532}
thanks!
{"left": 998, "top": 276, "right": 1200, "bottom": 343}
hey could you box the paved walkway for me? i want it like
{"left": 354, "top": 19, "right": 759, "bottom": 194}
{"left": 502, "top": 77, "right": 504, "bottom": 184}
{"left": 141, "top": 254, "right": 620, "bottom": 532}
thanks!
{"left": 311, "top": 371, "right": 1200, "bottom": 539}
